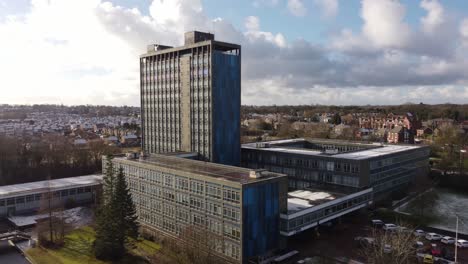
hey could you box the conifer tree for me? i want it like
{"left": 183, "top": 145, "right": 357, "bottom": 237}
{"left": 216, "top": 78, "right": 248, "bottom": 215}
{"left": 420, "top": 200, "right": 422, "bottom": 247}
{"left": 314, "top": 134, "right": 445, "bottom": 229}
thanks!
{"left": 114, "top": 167, "right": 139, "bottom": 241}
{"left": 94, "top": 156, "right": 120, "bottom": 259}
{"left": 94, "top": 159, "right": 139, "bottom": 260}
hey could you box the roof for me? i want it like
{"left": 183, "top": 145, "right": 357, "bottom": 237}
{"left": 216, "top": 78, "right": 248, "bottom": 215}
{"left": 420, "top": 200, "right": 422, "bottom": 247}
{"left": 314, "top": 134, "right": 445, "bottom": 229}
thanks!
{"left": 287, "top": 190, "right": 341, "bottom": 213}
{"left": 0, "top": 175, "right": 103, "bottom": 199}
{"left": 242, "top": 138, "right": 425, "bottom": 160}
{"left": 113, "top": 154, "right": 285, "bottom": 185}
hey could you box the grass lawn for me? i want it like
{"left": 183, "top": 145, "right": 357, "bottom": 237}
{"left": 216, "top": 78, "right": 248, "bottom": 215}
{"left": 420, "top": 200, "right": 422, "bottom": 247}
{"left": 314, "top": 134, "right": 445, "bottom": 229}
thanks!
{"left": 26, "top": 226, "right": 160, "bottom": 264}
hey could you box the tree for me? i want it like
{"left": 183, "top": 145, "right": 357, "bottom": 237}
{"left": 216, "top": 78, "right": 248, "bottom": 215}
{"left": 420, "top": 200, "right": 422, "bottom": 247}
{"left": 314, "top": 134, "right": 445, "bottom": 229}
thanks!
{"left": 359, "top": 225, "right": 418, "bottom": 264}
{"left": 94, "top": 158, "right": 139, "bottom": 260}
{"left": 36, "top": 174, "right": 69, "bottom": 248}
{"left": 114, "top": 167, "right": 139, "bottom": 241}
{"left": 150, "top": 226, "right": 226, "bottom": 264}
{"left": 330, "top": 113, "right": 342, "bottom": 125}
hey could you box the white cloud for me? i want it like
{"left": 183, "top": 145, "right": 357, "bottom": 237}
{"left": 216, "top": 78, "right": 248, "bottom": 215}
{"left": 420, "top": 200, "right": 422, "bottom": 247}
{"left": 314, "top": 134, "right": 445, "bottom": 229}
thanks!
{"left": 287, "top": 0, "right": 307, "bottom": 17}
{"left": 0, "top": 0, "right": 467, "bottom": 106}
{"left": 461, "top": 18, "right": 468, "bottom": 46}
{"left": 313, "top": 0, "right": 338, "bottom": 18}
{"left": 252, "top": 0, "right": 279, "bottom": 8}
{"left": 245, "top": 16, "right": 260, "bottom": 31}
{"left": 420, "top": 0, "right": 444, "bottom": 33}
{"left": 361, "top": 0, "right": 411, "bottom": 48}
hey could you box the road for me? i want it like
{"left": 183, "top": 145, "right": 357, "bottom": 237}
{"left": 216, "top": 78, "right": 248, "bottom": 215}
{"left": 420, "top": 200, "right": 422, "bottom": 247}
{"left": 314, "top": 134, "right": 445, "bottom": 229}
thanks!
{"left": 0, "top": 241, "right": 30, "bottom": 264}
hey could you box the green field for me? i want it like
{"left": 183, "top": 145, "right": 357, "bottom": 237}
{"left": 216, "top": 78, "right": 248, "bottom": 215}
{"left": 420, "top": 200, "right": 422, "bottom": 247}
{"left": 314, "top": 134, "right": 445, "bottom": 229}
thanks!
{"left": 26, "top": 226, "right": 159, "bottom": 264}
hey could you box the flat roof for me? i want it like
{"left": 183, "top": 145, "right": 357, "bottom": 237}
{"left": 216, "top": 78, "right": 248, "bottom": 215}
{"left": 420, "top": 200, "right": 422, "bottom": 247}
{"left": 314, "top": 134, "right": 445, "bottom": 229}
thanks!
{"left": 0, "top": 175, "right": 103, "bottom": 199}
{"left": 114, "top": 154, "right": 285, "bottom": 185}
{"left": 242, "top": 138, "right": 424, "bottom": 160}
{"left": 287, "top": 189, "right": 343, "bottom": 214}
{"left": 141, "top": 40, "right": 240, "bottom": 58}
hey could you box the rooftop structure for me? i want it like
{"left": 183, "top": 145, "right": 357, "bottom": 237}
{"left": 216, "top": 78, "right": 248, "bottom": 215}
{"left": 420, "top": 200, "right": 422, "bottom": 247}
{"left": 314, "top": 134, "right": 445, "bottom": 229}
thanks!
{"left": 242, "top": 138, "right": 422, "bottom": 160}
{"left": 113, "top": 154, "right": 284, "bottom": 185}
{"left": 0, "top": 175, "right": 102, "bottom": 199}
{"left": 287, "top": 189, "right": 343, "bottom": 214}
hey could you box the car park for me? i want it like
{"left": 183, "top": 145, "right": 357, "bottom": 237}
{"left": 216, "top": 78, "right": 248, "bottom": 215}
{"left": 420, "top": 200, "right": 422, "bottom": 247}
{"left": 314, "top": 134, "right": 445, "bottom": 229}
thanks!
{"left": 383, "top": 223, "right": 398, "bottom": 231}
{"left": 440, "top": 236, "right": 455, "bottom": 245}
{"left": 456, "top": 239, "right": 468, "bottom": 248}
{"left": 414, "top": 229, "right": 425, "bottom": 237}
{"left": 425, "top": 233, "right": 443, "bottom": 241}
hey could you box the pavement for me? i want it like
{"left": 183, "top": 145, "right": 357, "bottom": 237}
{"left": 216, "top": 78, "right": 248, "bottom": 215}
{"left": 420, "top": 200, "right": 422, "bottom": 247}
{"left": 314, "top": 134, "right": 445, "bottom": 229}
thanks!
{"left": 0, "top": 240, "right": 30, "bottom": 264}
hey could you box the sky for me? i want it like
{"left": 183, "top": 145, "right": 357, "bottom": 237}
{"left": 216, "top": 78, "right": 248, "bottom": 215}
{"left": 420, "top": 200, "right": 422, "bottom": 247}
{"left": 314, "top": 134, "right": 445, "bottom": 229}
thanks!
{"left": 1, "top": 0, "right": 468, "bottom": 106}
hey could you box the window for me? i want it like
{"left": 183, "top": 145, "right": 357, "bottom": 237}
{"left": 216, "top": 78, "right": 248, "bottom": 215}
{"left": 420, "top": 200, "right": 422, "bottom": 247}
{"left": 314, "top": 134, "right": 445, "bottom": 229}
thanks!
{"left": 69, "top": 188, "right": 76, "bottom": 195}
{"left": 223, "top": 207, "right": 240, "bottom": 222}
{"left": 7, "top": 198, "right": 14, "bottom": 205}
{"left": 223, "top": 187, "right": 240, "bottom": 203}
{"left": 61, "top": 190, "right": 69, "bottom": 197}
{"left": 26, "top": 195, "right": 34, "bottom": 202}
{"left": 16, "top": 197, "right": 25, "bottom": 204}
{"left": 0, "top": 200, "right": 4, "bottom": 206}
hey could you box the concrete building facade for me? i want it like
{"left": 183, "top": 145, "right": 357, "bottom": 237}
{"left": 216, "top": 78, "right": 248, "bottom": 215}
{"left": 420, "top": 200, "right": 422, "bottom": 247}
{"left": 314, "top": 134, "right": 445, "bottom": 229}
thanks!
{"left": 242, "top": 138, "right": 430, "bottom": 199}
{"left": 140, "top": 31, "right": 241, "bottom": 166}
{"left": 109, "top": 154, "right": 287, "bottom": 263}
{"left": 0, "top": 175, "right": 102, "bottom": 217}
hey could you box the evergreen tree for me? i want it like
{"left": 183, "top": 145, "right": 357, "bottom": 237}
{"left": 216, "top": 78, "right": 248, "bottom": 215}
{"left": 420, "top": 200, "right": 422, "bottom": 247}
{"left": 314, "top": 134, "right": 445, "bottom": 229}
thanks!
{"left": 94, "top": 160, "right": 139, "bottom": 260}
{"left": 102, "top": 156, "right": 116, "bottom": 204}
{"left": 114, "top": 167, "right": 139, "bottom": 243}
{"left": 94, "top": 156, "right": 121, "bottom": 259}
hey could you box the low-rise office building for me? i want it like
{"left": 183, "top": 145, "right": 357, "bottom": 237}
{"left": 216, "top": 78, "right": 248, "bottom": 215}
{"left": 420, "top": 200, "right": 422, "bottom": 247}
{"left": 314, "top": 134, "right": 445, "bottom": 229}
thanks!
{"left": 109, "top": 153, "right": 287, "bottom": 264}
{"left": 242, "top": 138, "right": 430, "bottom": 199}
{"left": 0, "top": 175, "right": 102, "bottom": 217}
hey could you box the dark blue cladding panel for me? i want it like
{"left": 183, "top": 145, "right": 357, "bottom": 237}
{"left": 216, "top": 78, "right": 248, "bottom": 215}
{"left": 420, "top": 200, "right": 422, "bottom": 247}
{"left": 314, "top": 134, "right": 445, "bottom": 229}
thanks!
{"left": 212, "top": 51, "right": 240, "bottom": 166}
{"left": 242, "top": 183, "right": 280, "bottom": 259}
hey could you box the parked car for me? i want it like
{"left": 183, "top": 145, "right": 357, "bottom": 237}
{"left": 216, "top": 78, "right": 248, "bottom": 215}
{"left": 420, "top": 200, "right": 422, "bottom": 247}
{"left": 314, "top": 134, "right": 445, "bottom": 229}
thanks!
{"left": 414, "top": 241, "right": 424, "bottom": 249}
{"left": 441, "top": 236, "right": 455, "bottom": 245}
{"left": 423, "top": 254, "right": 434, "bottom": 264}
{"left": 383, "top": 223, "right": 398, "bottom": 231}
{"left": 457, "top": 239, "right": 468, "bottom": 248}
{"left": 425, "top": 233, "right": 443, "bottom": 241}
{"left": 383, "top": 244, "right": 392, "bottom": 253}
{"left": 371, "top": 219, "right": 384, "bottom": 227}
{"left": 414, "top": 229, "right": 425, "bottom": 237}
{"left": 397, "top": 226, "right": 410, "bottom": 233}
{"left": 430, "top": 244, "right": 441, "bottom": 257}
{"left": 354, "top": 237, "right": 375, "bottom": 248}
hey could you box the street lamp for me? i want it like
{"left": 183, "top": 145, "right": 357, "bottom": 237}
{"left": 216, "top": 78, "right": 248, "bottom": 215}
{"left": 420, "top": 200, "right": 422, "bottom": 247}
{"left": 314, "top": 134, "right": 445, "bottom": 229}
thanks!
{"left": 461, "top": 149, "right": 466, "bottom": 177}
{"left": 455, "top": 216, "right": 459, "bottom": 264}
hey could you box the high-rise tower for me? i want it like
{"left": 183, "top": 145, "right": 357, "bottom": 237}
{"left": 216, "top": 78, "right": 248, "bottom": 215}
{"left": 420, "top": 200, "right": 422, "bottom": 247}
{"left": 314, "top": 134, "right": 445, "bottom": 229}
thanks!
{"left": 140, "top": 31, "right": 241, "bottom": 166}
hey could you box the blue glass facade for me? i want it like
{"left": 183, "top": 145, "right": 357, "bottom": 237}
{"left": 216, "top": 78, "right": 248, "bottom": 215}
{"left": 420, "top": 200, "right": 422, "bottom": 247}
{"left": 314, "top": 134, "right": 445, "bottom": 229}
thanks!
{"left": 212, "top": 51, "right": 241, "bottom": 166}
{"left": 242, "top": 182, "right": 280, "bottom": 259}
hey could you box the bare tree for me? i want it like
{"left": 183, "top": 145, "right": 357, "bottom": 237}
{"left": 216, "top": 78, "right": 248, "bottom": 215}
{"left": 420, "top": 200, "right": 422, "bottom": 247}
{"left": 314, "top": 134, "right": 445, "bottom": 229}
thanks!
{"left": 36, "top": 174, "right": 69, "bottom": 247}
{"left": 359, "top": 225, "right": 418, "bottom": 264}
{"left": 150, "top": 226, "right": 226, "bottom": 264}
